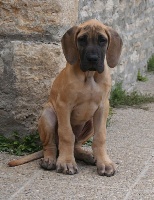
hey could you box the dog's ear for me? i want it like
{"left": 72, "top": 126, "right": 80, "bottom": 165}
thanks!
{"left": 105, "top": 27, "right": 123, "bottom": 68}
{"left": 61, "top": 26, "right": 79, "bottom": 65}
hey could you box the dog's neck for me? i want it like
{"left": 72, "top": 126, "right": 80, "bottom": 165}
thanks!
{"left": 67, "top": 61, "right": 110, "bottom": 85}
{"left": 84, "top": 71, "right": 95, "bottom": 82}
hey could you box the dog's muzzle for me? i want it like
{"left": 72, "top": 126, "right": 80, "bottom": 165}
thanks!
{"left": 88, "top": 55, "right": 104, "bottom": 73}
{"left": 80, "top": 52, "right": 105, "bottom": 73}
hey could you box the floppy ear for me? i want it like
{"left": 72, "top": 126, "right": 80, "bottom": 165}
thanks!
{"left": 105, "top": 27, "right": 123, "bottom": 68}
{"left": 61, "top": 26, "right": 79, "bottom": 65}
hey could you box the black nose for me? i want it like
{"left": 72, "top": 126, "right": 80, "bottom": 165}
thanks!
{"left": 87, "top": 55, "right": 98, "bottom": 62}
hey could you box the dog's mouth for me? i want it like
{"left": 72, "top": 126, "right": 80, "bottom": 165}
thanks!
{"left": 80, "top": 62, "right": 104, "bottom": 74}
{"left": 88, "top": 67, "right": 96, "bottom": 71}
{"left": 97, "top": 66, "right": 104, "bottom": 73}
{"left": 88, "top": 66, "right": 104, "bottom": 74}
{"left": 81, "top": 66, "right": 104, "bottom": 74}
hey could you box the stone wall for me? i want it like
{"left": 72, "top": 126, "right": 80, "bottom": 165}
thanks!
{"left": 0, "top": 0, "right": 154, "bottom": 135}
{"left": 0, "top": 0, "right": 78, "bottom": 136}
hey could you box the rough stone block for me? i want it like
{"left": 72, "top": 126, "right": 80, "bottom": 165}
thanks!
{"left": 0, "top": 0, "right": 78, "bottom": 41}
{"left": 0, "top": 40, "right": 65, "bottom": 136}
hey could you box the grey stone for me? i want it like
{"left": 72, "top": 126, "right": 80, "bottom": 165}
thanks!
{"left": 0, "top": 41, "right": 65, "bottom": 136}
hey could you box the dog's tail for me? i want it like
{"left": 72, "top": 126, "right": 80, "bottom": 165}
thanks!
{"left": 8, "top": 150, "right": 43, "bottom": 167}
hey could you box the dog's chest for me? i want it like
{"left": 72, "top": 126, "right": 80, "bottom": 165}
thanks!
{"left": 71, "top": 78, "right": 103, "bottom": 124}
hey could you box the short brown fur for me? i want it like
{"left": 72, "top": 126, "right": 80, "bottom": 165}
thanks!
{"left": 8, "top": 19, "right": 122, "bottom": 176}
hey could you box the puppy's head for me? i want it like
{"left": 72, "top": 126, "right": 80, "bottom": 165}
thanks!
{"left": 61, "top": 19, "right": 123, "bottom": 73}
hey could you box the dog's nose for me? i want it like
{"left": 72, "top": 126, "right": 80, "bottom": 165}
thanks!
{"left": 87, "top": 55, "right": 98, "bottom": 62}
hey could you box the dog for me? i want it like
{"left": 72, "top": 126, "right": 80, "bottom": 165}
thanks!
{"left": 8, "top": 19, "right": 122, "bottom": 176}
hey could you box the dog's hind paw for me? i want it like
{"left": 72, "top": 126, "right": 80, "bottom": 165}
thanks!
{"left": 74, "top": 149, "right": 95, "bottom": 165}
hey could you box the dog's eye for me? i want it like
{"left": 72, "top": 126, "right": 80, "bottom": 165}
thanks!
{"left": 78, "top": 35, "right": 87, "bottom": 46}
{"left": 98, "top": 35, "right": 107, "bottom": 45}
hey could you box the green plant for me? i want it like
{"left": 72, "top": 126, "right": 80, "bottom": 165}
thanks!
{"left": 110, "top": 83, "right": 154, "bottom": 108}
{"left": 137, "top": 70, "right": 148, "bottom": 82}
{"left": 107, "top": 106, "right": 114, "bottom": 127}
{"left": 85, "top": 137, "right": 93, "bottom": 146}
{"left": 147, "top": 55, "right": 154, "bottom": 72}
{"left": 0, "top": 132, "right": 42, "bottom": 156}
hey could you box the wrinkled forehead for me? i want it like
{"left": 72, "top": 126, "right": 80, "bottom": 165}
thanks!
{"left": 77, "top": 24, "right": 108, "bottom": 39}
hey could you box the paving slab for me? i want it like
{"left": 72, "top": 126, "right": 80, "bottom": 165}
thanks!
{"left": 0, "top": 72, "right": 154, "bottom": 200}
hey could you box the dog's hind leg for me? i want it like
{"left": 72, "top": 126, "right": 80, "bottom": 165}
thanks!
{"left": 74, "top": 145, "right": 95, "bottom": 165}
{"left": 38, "top": 103, "right": 58, "bottom": 170}
{"left": 74, "top": 120, "right": 95, "bottom": 165}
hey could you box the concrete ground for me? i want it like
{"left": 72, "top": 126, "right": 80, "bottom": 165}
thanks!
{"left": 0, "top": 72, "right": 154, "bottom": 200}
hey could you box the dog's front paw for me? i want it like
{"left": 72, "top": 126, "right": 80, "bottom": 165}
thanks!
{"left": 39, "top": 157, "right": 56, "bottom": 170}
{"left": 97, "top": 161, "right": 115, "bottom": 177}
{"left": 56, "top": 157, "right": 78, "bottom": 175}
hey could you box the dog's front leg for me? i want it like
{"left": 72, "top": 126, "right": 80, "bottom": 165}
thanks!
{"left": 92, "top": 100, "right": 115, "bottom": 176}
{"left": 56, "top": 104, "right": 78, "bottom": 175}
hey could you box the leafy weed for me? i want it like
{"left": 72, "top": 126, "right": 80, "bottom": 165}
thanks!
{"left": 0, "top": 132, "right": 42, "bottom": 156}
